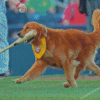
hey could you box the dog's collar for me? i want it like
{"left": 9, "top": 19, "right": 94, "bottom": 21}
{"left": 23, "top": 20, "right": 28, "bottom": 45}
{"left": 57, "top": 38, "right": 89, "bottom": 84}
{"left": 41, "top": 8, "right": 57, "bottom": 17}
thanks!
{"left": 32, "top": 37, "right": 46, "bottom": 59}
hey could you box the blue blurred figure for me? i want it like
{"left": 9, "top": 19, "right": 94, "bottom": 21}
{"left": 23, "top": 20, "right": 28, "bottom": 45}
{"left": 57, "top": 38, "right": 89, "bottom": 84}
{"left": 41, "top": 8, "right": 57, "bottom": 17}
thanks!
{"left": 0, "top": 0, "right": 27, "bottom": 78}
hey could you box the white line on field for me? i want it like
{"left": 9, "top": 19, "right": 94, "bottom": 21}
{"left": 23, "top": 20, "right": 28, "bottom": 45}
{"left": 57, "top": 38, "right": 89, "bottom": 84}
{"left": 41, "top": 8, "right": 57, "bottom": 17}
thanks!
{"left": 80, "top": 86, "right": 100, "bottom": 100}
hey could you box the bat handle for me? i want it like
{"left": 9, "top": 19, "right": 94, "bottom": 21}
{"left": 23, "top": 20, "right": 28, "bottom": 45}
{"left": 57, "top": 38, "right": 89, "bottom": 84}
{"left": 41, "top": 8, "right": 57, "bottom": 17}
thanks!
{"left": 0, "top": 44, "right": 14, "bottom": 54}
{"left": 0, "top": 38, "right": 25, "bottom": 54}
{"left": 0, "top": 37, "right": 23, "bottom": 54}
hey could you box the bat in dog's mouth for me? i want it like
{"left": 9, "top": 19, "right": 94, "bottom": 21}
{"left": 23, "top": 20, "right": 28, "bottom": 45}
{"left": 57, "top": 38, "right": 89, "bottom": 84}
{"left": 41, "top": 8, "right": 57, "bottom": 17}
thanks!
{"left": 0, "top": 30, "right": 37, "bottom": 54}
{"left": 17, "top": 30, "right": 37, "bottom": 44}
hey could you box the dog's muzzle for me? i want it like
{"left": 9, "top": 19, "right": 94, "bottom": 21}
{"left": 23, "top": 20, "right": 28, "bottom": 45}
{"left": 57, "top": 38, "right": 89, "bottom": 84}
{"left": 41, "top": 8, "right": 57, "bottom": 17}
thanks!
{"left": 17, "top": 30, "right": 37, "bottom": 44}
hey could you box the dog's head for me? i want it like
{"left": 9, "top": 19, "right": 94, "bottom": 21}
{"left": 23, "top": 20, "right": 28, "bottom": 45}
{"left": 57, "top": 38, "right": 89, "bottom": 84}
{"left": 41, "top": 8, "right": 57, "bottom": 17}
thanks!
{"left": 92, "top": 9, "right": 100, "bottom": 31}
{"left": 17, "top": 22, "right": 47, "bottom": 44}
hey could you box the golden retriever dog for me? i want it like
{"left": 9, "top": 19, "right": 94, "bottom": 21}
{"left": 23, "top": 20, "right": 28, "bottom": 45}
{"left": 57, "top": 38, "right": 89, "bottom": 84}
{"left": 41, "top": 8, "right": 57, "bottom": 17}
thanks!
{"left": 15, "top": 9, "right": 100, "bottom": 88}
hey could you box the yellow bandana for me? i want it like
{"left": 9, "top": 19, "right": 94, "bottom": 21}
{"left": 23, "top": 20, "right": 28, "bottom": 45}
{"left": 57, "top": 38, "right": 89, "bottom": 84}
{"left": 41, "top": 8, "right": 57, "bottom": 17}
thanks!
{"left": 32, "top": 38, "right": 46, "bottom": 59}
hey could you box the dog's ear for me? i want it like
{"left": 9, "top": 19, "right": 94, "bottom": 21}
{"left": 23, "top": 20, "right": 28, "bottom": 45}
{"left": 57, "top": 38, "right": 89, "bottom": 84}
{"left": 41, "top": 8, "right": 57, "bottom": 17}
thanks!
{"left": 39, "top": 24, "right": 48, "bottom": 37}
{"left": 92, "top": 9, "right": 100, "bottom": 31}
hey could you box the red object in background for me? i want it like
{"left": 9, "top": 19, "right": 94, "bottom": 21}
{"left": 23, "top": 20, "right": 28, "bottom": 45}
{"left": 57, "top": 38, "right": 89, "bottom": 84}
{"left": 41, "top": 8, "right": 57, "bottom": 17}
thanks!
{"left": 16, "top": 2, "right": 20, "bottom": 7}
{"left": 20, "top": 0, "right": 27, "bottom": 3}
{"left": 62, "top": 4, "right": 86, "bottom": 25}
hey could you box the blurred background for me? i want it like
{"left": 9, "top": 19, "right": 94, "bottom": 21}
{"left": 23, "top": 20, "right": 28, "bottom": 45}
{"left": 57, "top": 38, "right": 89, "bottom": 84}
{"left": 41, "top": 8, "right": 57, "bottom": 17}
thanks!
{"left": 6, "top": 0, "right": 100, "bottom": 76}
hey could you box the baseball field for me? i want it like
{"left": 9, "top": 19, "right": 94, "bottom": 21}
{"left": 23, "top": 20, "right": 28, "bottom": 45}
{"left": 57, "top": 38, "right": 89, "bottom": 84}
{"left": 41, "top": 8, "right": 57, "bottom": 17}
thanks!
{"left": 0, "top": 75, "right": 100, "bottom": 100}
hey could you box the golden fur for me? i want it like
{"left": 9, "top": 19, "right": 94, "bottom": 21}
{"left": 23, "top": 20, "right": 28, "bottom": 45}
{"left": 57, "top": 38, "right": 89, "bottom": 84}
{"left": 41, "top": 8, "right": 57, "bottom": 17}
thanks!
{"left": 15, "top": 9, "right": 100, "bottom": 88}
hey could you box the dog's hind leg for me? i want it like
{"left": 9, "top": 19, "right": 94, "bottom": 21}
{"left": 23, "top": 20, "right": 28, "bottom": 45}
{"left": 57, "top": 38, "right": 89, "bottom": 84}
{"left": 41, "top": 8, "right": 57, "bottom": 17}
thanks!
{"left": 63, "top": 65, "right": 82, "bottom": 88}
{"left": 63, "top": 60, "right": 80, "bottom": 88}
{"left": 74, "top": 58, "right": 90, "bottom": 80}
{"left": 74, "top": 66, "right": 82, "bottom": 80}
{"left": 15, "top": 60, "right": 47, "bottom": 84}
{"left": 86, "top": 61, "right": 100, "bottom": 77}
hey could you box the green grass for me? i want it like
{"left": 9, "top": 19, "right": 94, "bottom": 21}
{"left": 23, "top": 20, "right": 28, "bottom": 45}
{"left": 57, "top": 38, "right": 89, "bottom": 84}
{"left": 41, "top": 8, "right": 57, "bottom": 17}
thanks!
{"left": 0, "top": 76, "right": 100, "bottom": 100}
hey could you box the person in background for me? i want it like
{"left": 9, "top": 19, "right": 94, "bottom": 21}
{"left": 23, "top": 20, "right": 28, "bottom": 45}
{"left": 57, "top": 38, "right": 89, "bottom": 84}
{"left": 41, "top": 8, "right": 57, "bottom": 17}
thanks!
{"left": 26, "top": 0, "right": 56, "bottom": 15}
{"left": 26, "top": 0, "right": 57, "bottom": 25}
{"left": 8, "top": 0, "right": 27, "bottom": 13}
{"left": 62, "top": 0, "right": 86, "bottom": 25}
{"left": 7, "top": 0, "right": 28, "bottom": 33}
{"left": 0, "top": 0, "right": 27, "bottom": 78}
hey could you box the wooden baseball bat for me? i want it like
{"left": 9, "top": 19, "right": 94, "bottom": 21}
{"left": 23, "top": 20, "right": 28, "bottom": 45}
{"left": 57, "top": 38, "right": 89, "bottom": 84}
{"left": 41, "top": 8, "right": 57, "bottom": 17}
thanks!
{"left": 0, "top": 30, "right": 37, "bottom": 54}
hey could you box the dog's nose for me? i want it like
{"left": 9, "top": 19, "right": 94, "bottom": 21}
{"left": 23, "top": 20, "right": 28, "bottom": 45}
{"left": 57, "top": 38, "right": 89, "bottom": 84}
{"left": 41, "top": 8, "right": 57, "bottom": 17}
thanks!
{"left": 17, "top": 32, "right": 21, "bottom": 36}
{"left": 17, "top": 32, "right": 23, "bottom": 38}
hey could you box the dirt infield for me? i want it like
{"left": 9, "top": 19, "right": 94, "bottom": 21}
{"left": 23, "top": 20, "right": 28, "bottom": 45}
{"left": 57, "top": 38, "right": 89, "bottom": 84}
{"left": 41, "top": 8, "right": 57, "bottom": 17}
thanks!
{"left": 35, "top": 75, "right": 100, "bottom": 81}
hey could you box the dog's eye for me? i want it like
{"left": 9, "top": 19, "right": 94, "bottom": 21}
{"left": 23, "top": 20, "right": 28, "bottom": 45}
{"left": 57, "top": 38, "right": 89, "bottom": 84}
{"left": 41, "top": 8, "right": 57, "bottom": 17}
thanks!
{"left": 26, "top": 27, "right": 30, "bottom": 29}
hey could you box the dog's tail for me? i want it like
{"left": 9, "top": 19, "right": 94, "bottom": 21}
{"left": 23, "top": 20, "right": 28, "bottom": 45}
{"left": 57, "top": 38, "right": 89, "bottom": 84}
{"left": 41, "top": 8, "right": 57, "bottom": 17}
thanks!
{"left": 89, "top": 9, "right": 100, "bottom": 46}
{"left": 92, "top": 9, "right": 100, "bottom": 31}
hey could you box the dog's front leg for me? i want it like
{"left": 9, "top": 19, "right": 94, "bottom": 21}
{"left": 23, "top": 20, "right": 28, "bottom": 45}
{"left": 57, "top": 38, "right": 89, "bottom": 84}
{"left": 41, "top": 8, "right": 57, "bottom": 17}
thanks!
{"left": 63, "top": 60, "right": 78, "bottom": 88}
{"left": 15, "top": 60, "right": 47, "bottom": 84}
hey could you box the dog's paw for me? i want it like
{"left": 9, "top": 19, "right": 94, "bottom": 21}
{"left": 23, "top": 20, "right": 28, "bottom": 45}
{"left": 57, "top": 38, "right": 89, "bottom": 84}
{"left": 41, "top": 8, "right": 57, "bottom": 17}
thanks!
{"left": 71, "top": 81, "right": 77, "bottom": 88}
{"left": 63, "top": 82, "right": 70, "bottom": 88}
{"left": 63, "top": 81, "right": 77, "bottom": 88}
{"left": 15, "top": 78, "right": 22, "bottom": 84}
